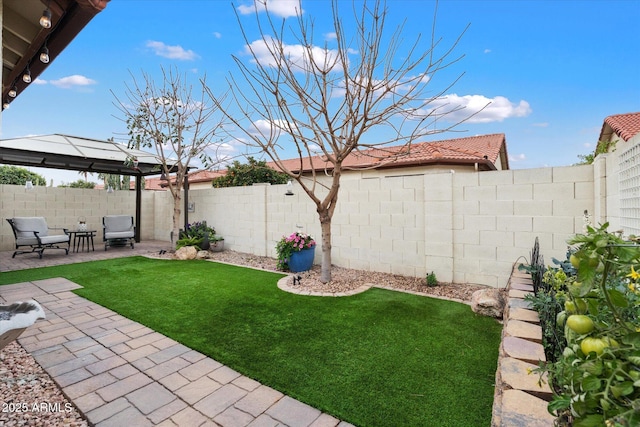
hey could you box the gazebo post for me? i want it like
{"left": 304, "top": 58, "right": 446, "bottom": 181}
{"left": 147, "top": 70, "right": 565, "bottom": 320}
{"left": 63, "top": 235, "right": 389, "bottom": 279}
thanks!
{"left": 135, "top": 175, "right": 142, "bottom": 243}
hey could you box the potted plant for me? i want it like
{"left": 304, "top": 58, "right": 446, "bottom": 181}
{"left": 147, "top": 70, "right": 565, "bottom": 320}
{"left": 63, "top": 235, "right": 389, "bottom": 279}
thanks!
{"left": 178, "top": 221, "right": 219, "bottom": 251}
{"left": 210, "top": 234, "right": 225, "bottom": 252}
{"left": 276, "top": 231, "right": 316, "bottom": 272}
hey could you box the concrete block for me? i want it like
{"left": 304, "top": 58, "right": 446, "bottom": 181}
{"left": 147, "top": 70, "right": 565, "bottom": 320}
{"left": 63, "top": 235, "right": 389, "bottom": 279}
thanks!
{"left": 497, "top": 184, "right": 533, "bottom": 201}
{"left": 480, "top": 200, "right": 514, "bottom": 215}
{"left": 454, "top": 229, "right": 479, "bottom": 245}
{"left": 533, "top": 216, "right": 575, "bottom": 234}
{"left": 453, "top": 200, "right": 479, "bottom": 215}
{"left": 497, "top": 216, "right": 533, "bottom": 232}
{"left": 464, "top": 244, "right": 496, "bottom": 260}
{"left": 552, "top": 164, "right": 593, "bottom": 182}
{"left": 463, "top": 215, "right": 497, "bottom": 231}
{"left": 478, "top": 170, "right": 512, "bottom": 186}
{"left": 575, "top": 181, "right": 594, "bottom": 200}
{"left": 513, "top": 167, "right": 552, "bottom": 184}
{"left": 514, "top": 200, "right": 552, "bottom": 216}
{"left": 480, "top": 230, "right": 514, "bottom": 247}
{"left": 533, "top": 182, "right": 574, "bottom": 200}
{"left": 552, "top": 199, "right": 591, "bottom": 216}
{"left": 464, "top": 185, "right": 496, "bottom": 201}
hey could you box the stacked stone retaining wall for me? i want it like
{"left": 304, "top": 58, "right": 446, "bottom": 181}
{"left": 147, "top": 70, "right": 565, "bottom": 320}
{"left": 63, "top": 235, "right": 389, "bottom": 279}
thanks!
{"left": 491, "top": 265, "right": 556, "bottom": 426}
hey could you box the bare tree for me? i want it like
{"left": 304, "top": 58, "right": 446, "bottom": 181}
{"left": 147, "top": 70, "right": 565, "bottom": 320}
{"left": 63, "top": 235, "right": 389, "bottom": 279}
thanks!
{"left": 207, "top": 0, "right": 471, "bottom": 282}
{"left": 113, "top": 66, "right": 227, "bottom": 243}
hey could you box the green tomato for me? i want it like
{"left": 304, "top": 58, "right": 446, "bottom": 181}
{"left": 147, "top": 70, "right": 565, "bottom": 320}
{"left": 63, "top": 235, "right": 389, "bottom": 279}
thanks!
{"left": 566, "top": 315, "right": 595, "bottom": 334}
{"left": 564, "top": 299, "right": 587, "bottom": 314}
{"left": 556, "top": 310, "right": 567, "bottom": 327}
{"left": 580, "top": 337, "right": 608, "bottom": 356}
{"left": 570, "top": 254, "right": 580, "bottom": 269}
{"left": 564, "top": 301, "right": 576, "bottom": 314}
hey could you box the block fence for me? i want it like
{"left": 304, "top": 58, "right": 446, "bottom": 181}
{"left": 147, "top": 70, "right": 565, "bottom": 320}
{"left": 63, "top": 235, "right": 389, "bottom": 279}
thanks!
{"left": 0, "top": 158, "right": 626, "bottom": 287}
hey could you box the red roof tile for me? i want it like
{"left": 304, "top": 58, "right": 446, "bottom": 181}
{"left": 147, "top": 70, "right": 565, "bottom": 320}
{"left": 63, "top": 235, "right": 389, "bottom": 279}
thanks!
{"left": 601, "top": 112, "right": 640, "bottom": 142}
{"left": 145, "top": 169, "right": 226, "bottom": 190}
{"left": 270, "top": 134, "right": 507, "bottom": 173}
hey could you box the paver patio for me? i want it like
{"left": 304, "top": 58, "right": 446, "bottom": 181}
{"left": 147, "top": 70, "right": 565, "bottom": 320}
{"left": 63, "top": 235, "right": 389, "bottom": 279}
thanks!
{"left": 0, "top": 243, "right": 353, "bottom": 426}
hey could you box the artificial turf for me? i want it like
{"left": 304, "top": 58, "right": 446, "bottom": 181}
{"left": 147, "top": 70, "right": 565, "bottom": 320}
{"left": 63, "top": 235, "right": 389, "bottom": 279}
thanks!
{"left": 0, "top": 257, "right": 502, "bottom": 426}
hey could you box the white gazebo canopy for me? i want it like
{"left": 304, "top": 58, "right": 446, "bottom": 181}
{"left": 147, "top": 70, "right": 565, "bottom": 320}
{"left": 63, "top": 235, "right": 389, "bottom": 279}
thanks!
{"left": 0, "top": 134, "right": 176, "bottom": 176}
{"left": 0, "top": 134, "right": 185, "bottom": 242}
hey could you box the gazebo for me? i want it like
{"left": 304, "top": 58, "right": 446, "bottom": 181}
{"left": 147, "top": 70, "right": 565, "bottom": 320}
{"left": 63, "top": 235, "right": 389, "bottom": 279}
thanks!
{"left": 0, "top": 134, "right": 186, "bottom": 242}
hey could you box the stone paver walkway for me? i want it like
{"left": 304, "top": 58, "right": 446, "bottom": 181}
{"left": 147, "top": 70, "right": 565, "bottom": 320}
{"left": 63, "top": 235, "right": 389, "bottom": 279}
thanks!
{"left": 0, "top": 276, "right": 352, "bottom": 427}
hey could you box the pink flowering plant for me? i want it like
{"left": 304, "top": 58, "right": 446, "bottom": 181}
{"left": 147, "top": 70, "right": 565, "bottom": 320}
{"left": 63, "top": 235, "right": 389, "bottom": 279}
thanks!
{"left": 276, "top": 231, "right": 316, "bottom": 271}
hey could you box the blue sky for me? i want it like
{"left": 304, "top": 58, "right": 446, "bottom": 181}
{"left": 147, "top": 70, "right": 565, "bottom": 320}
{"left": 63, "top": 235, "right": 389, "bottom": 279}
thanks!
{"left": 2, "top": 0, "right": 639, "bottom": 185}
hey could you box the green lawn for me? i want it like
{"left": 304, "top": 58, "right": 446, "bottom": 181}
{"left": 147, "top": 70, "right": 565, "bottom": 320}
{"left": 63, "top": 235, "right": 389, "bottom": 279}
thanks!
{"left": 0, "top": 257, "right": 502, "bottom": 426}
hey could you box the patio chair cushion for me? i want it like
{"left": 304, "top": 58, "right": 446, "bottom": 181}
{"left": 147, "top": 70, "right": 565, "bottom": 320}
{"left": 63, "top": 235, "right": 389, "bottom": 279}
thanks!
{"left": 12, "top": 217, "right": 69, "bottom": 246}
{"left": 103, "top": 215, "right": 135, "bottom": 240}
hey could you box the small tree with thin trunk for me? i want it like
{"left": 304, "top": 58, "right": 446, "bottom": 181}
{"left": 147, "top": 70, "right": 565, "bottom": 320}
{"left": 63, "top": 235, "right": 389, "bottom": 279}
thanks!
{"left": 207, "top": 0, "right": 472, "bottom": 282}
{"left": 113, "top": 66, "right": 227, "bottom": 243}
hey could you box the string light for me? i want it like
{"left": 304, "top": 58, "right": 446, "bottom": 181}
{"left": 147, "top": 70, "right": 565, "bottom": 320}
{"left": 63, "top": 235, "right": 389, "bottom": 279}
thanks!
{"left": 8, "top": 85, "right": 17, "bottom": 98}
{"left": 22, "top": 66, "right": 31, "bottom": 83}
{"left": 39, "top": 45, "right": 50, "bottom": 63}
{"left": 40, "top": 7, "right": 52, "bottom": 29}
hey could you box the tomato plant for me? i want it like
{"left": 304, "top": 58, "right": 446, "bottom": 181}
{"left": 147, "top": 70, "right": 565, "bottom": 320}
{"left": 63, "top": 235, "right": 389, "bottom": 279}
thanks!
{"left": 529, "top": 224, "right": 640, "bottom": 426}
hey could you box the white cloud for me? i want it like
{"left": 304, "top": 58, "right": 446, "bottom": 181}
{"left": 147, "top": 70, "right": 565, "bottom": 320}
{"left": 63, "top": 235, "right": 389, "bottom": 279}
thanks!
{"left": 145, "top": 40, "right": 199, "bottom": 60}
{"left": 509, "top": 153, "right": 526, "bottom": 162}
{"left": 245, "top": 38, "right": 340, "bottom": 72}
{"left": 33, "top": 78, "right": 48, "bottom": 85}
{"left": 532, "top": 122, "right": 549, "bottom": 127}
{"left": 237, "top": 0, "right": 302, "bottom": 18}
{"left": 248, "top": 119, "right": 286, "bottom": 136}
{"left": 484, "top": 49, "right": 491, "bottom": 54}
{"left": 49, "top": 75, "right": 97, "bottom": 89}
{"left": 429, "top": 94, "right": 532, "bottom": 123}
{"left": 325, "top": 32, "right": 337, "bottom": 41}
{"left": 213, "top": 32, "right": 222, "bottom": 39}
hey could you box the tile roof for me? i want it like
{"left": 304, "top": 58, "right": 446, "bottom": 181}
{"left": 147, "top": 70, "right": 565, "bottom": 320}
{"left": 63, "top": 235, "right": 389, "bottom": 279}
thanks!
{"left": 600, "top": 112, "right": 640, "bottom": 142}
{"left": 145, "top": 169, "right": 226, "bottom": 190}
{"left": 271, "top": 133, "right": 507, "bottom": 173}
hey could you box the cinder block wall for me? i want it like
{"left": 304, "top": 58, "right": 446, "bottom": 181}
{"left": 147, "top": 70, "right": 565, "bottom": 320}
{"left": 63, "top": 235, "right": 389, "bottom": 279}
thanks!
{"left": 1, "top": 185, "right": 144, "bottom": 250}
{"left": 0, "top": 158, "right": 629, "bottom": 287}
{"left": 187, "top": 164, "right": 594, "bottom": 287}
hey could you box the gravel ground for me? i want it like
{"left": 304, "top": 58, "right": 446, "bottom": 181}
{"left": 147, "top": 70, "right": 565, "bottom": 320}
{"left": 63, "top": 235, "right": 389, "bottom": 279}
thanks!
{"left": 0, "top": 342, "right": 87, "bottom": 427}
{"left": 1, "top": 249, "right": 487, "bottom": 426}
{"left": 205, "top": 249, "right": 487, "bottom": 302}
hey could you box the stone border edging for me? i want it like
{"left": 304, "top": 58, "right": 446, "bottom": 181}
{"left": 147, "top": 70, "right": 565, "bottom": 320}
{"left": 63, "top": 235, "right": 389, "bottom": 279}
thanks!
{"left": 491, "top": 265, "right": 556, "bottom": 427}
{"left": 277, "top": 275, "right": 470, "bottom": 305}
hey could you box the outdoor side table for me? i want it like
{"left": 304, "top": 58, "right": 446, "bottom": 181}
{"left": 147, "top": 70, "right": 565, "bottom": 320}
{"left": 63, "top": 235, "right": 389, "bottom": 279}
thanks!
{"left": 70, "top": 230, "right": 96, "bottom": 252}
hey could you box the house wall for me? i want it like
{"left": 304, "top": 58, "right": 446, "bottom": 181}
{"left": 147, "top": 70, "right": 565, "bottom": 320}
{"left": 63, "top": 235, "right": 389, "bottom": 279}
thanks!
{"left": 1, "top": 132, "right": 636, "bottom": 287}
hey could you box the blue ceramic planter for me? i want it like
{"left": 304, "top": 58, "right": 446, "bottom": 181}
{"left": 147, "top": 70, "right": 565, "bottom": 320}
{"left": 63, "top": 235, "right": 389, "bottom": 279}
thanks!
{"left": 288, "top": 246, "right": 315, "bottom": 272}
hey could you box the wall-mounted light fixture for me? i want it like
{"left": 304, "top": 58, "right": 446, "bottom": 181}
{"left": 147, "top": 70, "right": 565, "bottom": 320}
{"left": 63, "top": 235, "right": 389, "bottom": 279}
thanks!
{"left": 25, "top": 180, "right": 34, "bottom": 190}
{"left": 106, "top": 185, "right": 114, "bottom": 193}
{"left": 285, "top": 179, "right": 294, "bottom": 196}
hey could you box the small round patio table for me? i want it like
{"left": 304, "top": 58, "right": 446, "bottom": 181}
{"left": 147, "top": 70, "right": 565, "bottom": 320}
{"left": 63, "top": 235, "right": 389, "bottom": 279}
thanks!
{"left": 69, "top": 230, "right": 96, "bottom": 252}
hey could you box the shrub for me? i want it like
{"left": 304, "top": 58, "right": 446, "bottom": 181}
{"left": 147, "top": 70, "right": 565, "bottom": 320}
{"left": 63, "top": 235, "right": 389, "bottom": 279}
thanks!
{"left": 426, "top": 271, "right": 438, "bottom": 286}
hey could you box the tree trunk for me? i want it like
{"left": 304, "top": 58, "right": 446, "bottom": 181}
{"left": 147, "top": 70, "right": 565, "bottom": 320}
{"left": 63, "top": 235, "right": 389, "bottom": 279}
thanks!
{"left": 319, "top": 209, "right": 332, "bottom": 283}
{"left": 172, "top": 193, "right": 181, "bottom": 244}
